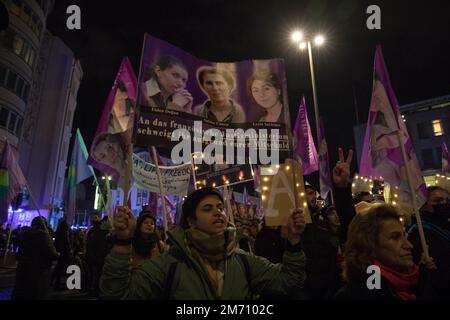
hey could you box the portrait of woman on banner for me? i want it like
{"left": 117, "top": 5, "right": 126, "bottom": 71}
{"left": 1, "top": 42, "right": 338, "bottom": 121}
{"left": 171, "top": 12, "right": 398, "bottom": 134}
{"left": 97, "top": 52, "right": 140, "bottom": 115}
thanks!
{"left": 141, "top": 55, "right": 193, "bottom": 113}
{"left": 90, "top": 131, "right": 131, "bottom": 183}
{"left": 193, "top": 66, "right": 246, "bottom": 123}
{"left": 247, "top": 69, "right": 285, "bottom": 123}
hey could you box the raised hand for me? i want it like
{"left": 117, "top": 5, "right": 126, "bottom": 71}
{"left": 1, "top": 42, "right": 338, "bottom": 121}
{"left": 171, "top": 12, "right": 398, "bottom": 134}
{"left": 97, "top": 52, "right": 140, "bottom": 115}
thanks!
{"left": 287, "top": 209, "right": 306, "bottom": 245}
{"left": 333, "top": 148, "right": 353, "bottom": 188}
{"left": 114, "top": 206, "right": 136, "bottom": 240}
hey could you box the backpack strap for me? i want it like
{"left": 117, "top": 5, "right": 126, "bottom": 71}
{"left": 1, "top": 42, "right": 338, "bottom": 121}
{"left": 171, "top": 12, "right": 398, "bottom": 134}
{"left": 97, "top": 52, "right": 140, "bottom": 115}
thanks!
{"left": 236, "top": 253, "right": 253, "bottom": 300}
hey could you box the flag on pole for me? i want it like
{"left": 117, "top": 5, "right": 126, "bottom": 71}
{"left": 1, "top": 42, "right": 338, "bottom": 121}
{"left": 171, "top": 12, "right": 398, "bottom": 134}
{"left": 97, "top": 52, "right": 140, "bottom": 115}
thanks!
{"left": 88, "top": 57, "right": 137, "bottom": 184}
{"left": 66, "top": 129, "right": 95, "bottom": 225}
{"left": 0, "top": 141, "right": 27, "bottom": 224}
{"left": 318, "top": 118, "right": 332, "bottom": 199}
{"left": 293, "top": 95, "right": 319, "bottom": 175}
{"left": 442, "top": 141, "right": 450, "bottom": 174}
{"left": 359, "top": 45, "right": 427, "bottom": 208}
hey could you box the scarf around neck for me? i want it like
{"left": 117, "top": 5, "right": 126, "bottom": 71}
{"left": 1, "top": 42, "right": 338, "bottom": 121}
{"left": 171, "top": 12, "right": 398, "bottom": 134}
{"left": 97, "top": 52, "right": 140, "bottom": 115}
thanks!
{"left": 373, "top": 259, "right": 420, "bottom": 300}
{"left": 186, "top": 225, "right": 237, "bottom": 262}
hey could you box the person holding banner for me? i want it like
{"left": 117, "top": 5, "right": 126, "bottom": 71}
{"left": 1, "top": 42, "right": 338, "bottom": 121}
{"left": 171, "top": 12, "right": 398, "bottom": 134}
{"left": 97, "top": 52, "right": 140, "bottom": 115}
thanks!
{"left": 142, "top": 55, "right": 193, "bottom": 113}
{"left": 335, "top": 203, "right": 437, "bottom": 300}
{"left": 101, "top": 187, "right": 306, "bottom": 299}
{"left": 247, "top": 70, "right": 284, "bottom": 123}
{"left": 194, "top": 66, "right": 246, "bottom": 123}
{"left": 408, "top": 186, "right": 450, "bottom": 299}
{"left": 131, "top": 212, "right": 164, "bottom": 266}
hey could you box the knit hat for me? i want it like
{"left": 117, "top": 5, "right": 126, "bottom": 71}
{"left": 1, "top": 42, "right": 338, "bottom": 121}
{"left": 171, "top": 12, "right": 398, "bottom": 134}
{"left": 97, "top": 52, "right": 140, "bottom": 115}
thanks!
{"left": 179, "top": 187, "right": 224, "bottom": 229}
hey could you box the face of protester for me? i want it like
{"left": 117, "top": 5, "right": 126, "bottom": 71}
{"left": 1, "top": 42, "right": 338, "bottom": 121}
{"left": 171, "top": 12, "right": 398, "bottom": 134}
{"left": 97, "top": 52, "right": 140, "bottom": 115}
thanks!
{"left": 326, "top": 209, "right": 340, "bottom": 227}
{"left": 155, "top": 64, "right": 188, "bottom": 96}
{"left": 237, "top": 204, "right": 247, "bottom": 218}
{"left": 251, "top": 79, "right": 280, "bottom": 109}
{"left": 306, "top": 188, "right": 317, "bottom": 209}
{"left": 427, "top": 189, "right": 449, "bottom": 209}
{"left": 374, "top": 218, "right": 414, "bottom": 272}
{"left": 140, "top": 217, "right": 156, "bottom": 235}
{"left": 202, "top": 73, "right": 231, "bottom": 105}
{"left": 189, "top": 195, "right": 227, "bottom": 235}
{"left": 93, "top": 140, "right": 124, "bottom": 170}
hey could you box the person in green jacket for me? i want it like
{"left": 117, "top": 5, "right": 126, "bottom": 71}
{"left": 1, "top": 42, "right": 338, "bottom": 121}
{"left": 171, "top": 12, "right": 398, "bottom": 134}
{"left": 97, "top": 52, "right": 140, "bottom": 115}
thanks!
{"left": 100, "top": 187, "right": 307, "bottom": 299}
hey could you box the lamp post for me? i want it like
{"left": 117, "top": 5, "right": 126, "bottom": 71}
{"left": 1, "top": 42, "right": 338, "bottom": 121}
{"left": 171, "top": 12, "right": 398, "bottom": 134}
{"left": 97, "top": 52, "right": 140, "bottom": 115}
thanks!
{"left": 291, "top": 31, "right": 334, "bottom": 202}
{"left": 291, "top": 31, "right": 325, "bottom": 140}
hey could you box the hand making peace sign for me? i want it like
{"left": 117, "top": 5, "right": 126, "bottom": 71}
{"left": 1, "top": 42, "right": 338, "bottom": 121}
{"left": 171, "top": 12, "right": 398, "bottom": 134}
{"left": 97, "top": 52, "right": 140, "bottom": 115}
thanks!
{"left": 333, "top": 147, "right": 353, "bottom": 188}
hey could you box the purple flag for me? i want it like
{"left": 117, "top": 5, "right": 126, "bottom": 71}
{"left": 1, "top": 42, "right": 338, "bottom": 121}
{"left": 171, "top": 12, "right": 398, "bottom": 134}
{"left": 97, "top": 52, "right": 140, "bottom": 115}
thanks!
{"left": 442, "top": 141, "right": 450, "bottom": 174}
{"left": 293, "top": 96, "right": 319, "bottom": 175}
{"left": 87, "top": 57, "right": 137, "bottom": 184}
{"left": 318, "top": 118, "right": 332, "bottom": 199}
{"left": 360, "top": 45, "right": 427, "bottom": 208}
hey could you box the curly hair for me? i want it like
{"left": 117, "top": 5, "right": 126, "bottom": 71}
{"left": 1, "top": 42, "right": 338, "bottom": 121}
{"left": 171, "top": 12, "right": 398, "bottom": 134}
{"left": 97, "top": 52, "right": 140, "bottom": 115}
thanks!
{"left": 342, "top": 204, "right": 401, "bottom": 282}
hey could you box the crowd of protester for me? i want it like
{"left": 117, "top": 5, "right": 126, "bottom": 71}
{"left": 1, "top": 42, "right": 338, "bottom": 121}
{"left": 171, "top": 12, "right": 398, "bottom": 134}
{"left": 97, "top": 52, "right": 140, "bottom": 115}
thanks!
{"left": 4, "top": 148, "right": 449, "bottom": 300}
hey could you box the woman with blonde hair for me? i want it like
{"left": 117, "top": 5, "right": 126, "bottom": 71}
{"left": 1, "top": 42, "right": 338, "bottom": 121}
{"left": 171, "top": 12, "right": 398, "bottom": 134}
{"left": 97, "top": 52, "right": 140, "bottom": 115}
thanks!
{"left": 335, "top": 204, "right": 436, "bottom": 300}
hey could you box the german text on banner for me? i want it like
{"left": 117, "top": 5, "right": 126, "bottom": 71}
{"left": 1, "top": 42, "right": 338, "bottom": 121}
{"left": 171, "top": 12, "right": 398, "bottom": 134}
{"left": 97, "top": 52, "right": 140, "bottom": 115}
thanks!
{"left": 293, "top": 95, "right": 318, "bottom": 175}
{"left": 132, "top": 153, "right": 191, "bottom": 196}
{"left": 88, "top": 57, "right": 137, "bottom": 184}
{"left": 134, "top": 34, "right": 293, "bottom": 165}
{"left": 359, "top": 45, "right": 427, "bottom": 209}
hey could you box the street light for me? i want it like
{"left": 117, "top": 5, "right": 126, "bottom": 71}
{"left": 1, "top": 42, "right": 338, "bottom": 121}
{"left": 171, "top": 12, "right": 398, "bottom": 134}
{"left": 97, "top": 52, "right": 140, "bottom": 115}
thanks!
{"left": 291, "top": 30, "right": 326, "bottom": 148}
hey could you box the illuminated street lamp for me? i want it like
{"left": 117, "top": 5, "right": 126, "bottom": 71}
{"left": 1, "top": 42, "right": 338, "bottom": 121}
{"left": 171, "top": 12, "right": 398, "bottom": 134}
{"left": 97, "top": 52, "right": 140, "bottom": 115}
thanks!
{"left": 291, "top": 31, "right": 326, "bottom": 143}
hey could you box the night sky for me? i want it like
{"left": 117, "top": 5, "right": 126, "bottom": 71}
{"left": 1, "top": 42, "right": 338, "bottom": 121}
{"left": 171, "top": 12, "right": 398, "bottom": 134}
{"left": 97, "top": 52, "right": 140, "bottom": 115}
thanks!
{"left": 45, "top": 0, "right": 450, "bottom": 187}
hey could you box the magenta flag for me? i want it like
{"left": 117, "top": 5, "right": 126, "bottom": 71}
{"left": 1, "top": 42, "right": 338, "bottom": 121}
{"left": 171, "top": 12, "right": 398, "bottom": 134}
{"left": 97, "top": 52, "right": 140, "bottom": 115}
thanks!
{"left": 293, "top": 96, "right": 319, "bottom": 175}
{"left": 87, "top": 57, "right": 137, "bottom": 184}
{"left": 359, "top": 45, "right": 427, "bottom": 208}
{"left": 318, "top": 118, "right": 332, "bottom": 199}
{"left": 442, "top": 141, "right": 450, "bottom": 174}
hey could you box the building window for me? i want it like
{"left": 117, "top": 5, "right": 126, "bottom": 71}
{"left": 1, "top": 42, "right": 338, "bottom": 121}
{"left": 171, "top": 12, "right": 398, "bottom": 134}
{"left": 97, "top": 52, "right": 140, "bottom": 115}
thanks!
{"left": 8, "top": 0, "right": 44, "bottom": 39}
{"left": 0, "top": 65, "right": 6, "bottom": 85}
{"left": 6, "top": 72, "right": 17, "bottom": 91}
{"left": 0, "top": 105, "right": 24, "bottom": 137}
{"left": 1, "top": 30, "right": 37, "bottom": 68}
{"left": 8, "top": 113, "right": 17, "bottom": 132}
{"left": 0, "top": 108, "right": 9, "bottom": 127}
{"left": 0, "top": 64, "right": 31, "bottom": 102}
{"left": 432, "top": 119, "right": 444, "bottom": 136}
{"left": 421, "top": 148, "right": 435, "bottom": 169}
{"left": 417, "top": 122, "right": 431, "bottom": 139}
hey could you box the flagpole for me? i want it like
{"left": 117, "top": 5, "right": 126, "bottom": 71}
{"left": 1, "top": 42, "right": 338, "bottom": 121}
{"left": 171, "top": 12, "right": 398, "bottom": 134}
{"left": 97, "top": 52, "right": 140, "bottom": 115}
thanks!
{"left": 2, "top": 209, "right": 14, "bottom": 265}
{"left": 223, "top": 184, "right": 235, "bottom": 225}
{"left": 191, "top": 153, "right": 198, "bottom": 191}
{"left": 397, "top": 130, "right": 429, "bottom": 259}
{"left": 151, "top": 146, "right": 168, "bottom": 236}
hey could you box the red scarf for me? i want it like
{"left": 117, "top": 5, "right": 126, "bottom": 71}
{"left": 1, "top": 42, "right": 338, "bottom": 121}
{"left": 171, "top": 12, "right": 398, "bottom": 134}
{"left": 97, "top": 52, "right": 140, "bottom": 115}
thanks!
{"left": 373, "top": 259, "right": 419, "bottom": 300}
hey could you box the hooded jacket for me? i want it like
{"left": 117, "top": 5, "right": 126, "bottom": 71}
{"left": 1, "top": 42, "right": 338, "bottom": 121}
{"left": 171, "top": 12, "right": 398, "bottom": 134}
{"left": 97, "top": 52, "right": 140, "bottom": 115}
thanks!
{"left": 100, "top": 226, "right": 306, "bottom": 300}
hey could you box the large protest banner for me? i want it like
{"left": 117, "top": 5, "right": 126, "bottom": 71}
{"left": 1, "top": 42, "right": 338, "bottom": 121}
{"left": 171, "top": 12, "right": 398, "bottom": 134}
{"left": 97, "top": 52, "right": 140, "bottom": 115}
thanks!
{"left": 134, "top": 34, "right": 293, "bottom": 169}
{"left": 88, "top": 57, "right": 137, "bottom": 185}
